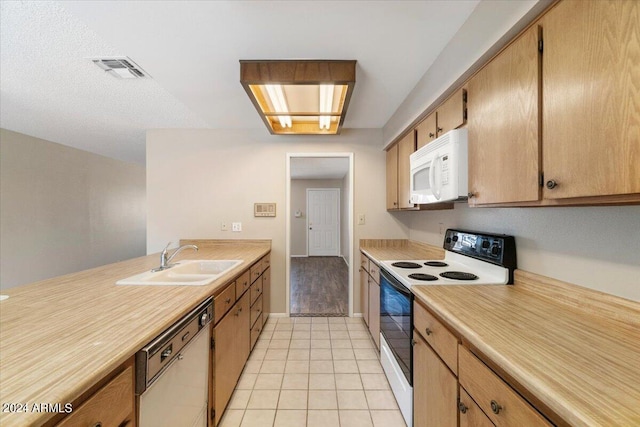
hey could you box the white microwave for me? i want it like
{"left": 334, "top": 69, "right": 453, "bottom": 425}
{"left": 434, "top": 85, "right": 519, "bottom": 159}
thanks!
{"left": 409, "top": 128, "right": 468, "bottom": 204}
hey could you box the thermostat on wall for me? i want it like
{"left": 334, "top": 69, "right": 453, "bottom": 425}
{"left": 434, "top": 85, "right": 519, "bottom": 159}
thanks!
{"left": 254, "top": 203, "right": 276, "bottom": 217}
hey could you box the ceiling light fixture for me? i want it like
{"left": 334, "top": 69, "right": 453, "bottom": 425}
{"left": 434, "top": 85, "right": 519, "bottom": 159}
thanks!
{"left": 240, "top": 60, "right": 356, "bottom": 135}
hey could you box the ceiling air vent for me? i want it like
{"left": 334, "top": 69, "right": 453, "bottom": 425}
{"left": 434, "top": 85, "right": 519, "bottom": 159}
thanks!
{"left": 91, "top": 56, "right": 150, "bottom": 79}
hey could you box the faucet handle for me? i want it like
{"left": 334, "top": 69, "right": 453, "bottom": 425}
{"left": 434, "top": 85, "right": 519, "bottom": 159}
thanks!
{"left": 162, "top": 242, "right": 172, "bottom": 253}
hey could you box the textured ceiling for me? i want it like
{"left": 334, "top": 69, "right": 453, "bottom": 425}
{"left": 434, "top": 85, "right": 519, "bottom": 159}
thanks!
{"left": 0, "top": 1, "right": 480, "bottom": 164}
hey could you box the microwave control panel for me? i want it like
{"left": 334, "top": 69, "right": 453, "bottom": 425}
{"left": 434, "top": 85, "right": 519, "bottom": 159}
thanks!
{"left": 443, "top": 229, "right": 516, "bottom": 271}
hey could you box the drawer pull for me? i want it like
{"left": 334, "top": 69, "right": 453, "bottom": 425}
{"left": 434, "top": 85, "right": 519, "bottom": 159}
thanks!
{"left": 411, "top": 339, "right": 416, "bottom": 346}
{"left": 425, "top": 327, "right": 432, "bottom": 336}
{"left": 458, "top": 401, "right": 468, "bottom": 414}
{"left": 490, "top": 400, "right": 503, "bottom": 415}
{"left": 93, "top": 423, "right": 103, "bottom": 427}
{"left": 225, "top": 297, "right": 231, "bottom": 304}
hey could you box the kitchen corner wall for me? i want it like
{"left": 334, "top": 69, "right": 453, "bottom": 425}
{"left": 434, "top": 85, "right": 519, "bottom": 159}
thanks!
{"left": 0, "top": 128, "right": 146, "bottom": 290}
{"left": 398, "top": 204, "right": 640, "bottom": 301}
{"left": 146, "top": 129, "right": 408, "bottom": 314}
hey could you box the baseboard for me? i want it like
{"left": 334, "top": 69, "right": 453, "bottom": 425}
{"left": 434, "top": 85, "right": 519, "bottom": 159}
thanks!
{"left": 290, "top": 255, "right": 308, "bottom": 258}
{"left": 352, "top": 313, "right": 363, "bottom": 318}
{"left": 341, "top": 255, "right": 349, "bottom": 267}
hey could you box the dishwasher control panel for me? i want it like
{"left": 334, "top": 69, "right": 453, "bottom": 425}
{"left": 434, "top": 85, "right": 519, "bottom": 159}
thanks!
{"left": 135, "top": 297, "right": 213, "bottom": 394}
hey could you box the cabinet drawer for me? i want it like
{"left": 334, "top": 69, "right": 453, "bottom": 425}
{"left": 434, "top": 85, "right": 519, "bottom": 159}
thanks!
{"left": 214, "top": 283, "right": 236, "bottom": 324}
{"left": 251, "top": 314, "right": 263, "bottom": 350}
{"left": 235, "top": 270, "right": 251, "bottom": 299}
{"left": 251, "top": 294, "right": 263, "bottom": 327}
{"left": 57, "top": 365, "right": 133, "bottom": 427}
{"left": 250, "top": 279, "right": 263, "bottom": 305}
{"left": 250, "top": 261, "right": 262, "bottom": 284}
{"left": 413, "top": 301, "right": 458, "bottom": 374}
{"left": 459, "top": 345, "right": 551, "bottom": 427}
{"left": 360, "top": 253, "right": 369, "bottom": 273}
{"left": 260, "top": 254, "right": 270, "bottom": 274}
{"left": 459, "top": 387, "right": 495, "bottom": 427}
{"left": 368, "top": 262, "right": 380, "bottom": 284}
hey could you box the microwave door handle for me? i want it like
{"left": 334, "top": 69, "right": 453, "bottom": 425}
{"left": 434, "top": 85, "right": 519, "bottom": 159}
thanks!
{"left": 433, "top": 157, "right": 442, "bottom": 200}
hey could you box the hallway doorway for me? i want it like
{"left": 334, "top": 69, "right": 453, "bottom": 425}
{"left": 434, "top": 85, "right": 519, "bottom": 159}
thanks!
{"left": 286, "top": 154, "right": 354, "bottom": 317}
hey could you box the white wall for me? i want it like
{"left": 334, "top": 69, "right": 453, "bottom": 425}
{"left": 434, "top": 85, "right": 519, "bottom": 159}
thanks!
{"left": 146, "top": 129, "right": 408, "bottom": 313}
{"left": 290, "top": 179, "right": 343, "bottom": 257}
{"left": 0, "top": 128, "right": 146, "bottom": 290}
{"left": 340, "top": 173, "right": 350, "bottom": 265}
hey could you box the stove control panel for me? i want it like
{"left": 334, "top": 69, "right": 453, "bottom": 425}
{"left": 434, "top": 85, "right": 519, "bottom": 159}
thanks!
{"left": 444, "top": 229, "right": 516, "bottom": 272}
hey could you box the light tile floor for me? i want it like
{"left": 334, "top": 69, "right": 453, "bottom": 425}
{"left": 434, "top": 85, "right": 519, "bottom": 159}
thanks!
{"left": 219, "top": 316, "right": 407, "bottom": 427}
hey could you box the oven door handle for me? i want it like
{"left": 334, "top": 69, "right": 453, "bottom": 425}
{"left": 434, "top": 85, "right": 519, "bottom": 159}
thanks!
{"left": 380, "top": 268, "right": 412, "bottom": 297}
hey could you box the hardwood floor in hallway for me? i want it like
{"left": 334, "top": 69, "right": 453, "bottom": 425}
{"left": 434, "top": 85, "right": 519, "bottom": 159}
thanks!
{"left": 290, "top": 257, "right": 348, "bottom": 316}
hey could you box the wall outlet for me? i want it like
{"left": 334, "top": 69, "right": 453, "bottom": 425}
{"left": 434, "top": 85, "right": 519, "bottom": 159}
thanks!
{"left": 232, "top": 222, "right": 242, "bottom": 232}
{"left": 358, "top": 214, "right": 366, "bottom": 225}
{"left": 439, "top": 223, "right": 445, "bottom": 235}
{"left": 221, "top": 222, "right": 228, "bottom": 231}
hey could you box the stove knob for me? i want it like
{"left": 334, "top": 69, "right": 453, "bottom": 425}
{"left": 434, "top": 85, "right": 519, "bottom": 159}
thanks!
{"left": 445, "top": 237, "right": 452, "bottom": 244}
{"left": 452, "top": 235, "right": 459, "bottom": 242}
{"left": 490, "top": 245, "right": 500, "bottom": 256}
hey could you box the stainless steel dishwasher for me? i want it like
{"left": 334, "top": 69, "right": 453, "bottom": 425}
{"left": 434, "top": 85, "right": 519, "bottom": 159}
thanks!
{"left": 136, "top": 297, "right": 213, "bottom": 427}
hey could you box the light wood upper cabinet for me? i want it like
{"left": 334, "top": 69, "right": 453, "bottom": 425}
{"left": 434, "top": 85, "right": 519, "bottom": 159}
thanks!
{"left": 416, "top": 112, "right": 437, "bottom": 149}
{"left": 467, "top": 24, "right": 541, "bottom": 205}
{"left": 416, "top": 89, "right": 467, "bottom": 150}
{"left": 398, "top": 132, "right": 416, "bottom": 209}
{"left": 413, "top": 332, "right": 457, "bottom": 427}
{"left": 437, "top": 88, "right": 467, "bottom": 136}
{"left": 542, "top": 0, "right": 640, "bottom": 200}
{"left": 386, "top": 144, "right": 399, "bottom": 210}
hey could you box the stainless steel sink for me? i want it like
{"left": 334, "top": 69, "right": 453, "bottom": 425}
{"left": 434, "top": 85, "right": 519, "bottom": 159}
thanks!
{"left": 116, "top": 260, "right": 243, "bottom": 286}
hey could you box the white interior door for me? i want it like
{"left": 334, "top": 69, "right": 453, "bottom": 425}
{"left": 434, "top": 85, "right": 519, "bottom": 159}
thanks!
{"left": 307, "top": 188, "right": 340, "bottom": 256}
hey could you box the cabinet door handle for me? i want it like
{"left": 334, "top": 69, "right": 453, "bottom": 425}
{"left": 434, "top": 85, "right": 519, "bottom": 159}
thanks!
{"left": 411, "top": 339, "right": 417, "bottom": 346}
{"left": 467, "top": 192, "right": 475, "bottom": 198}
{"left": 225, "top": 297, "right": 231, "bottom": 304}
{"left": 458, "top": 401, "right": 468, "bottom": 414}
{"left": 425, "top": 327, "right": 432, "bottom": 336}
{"left": 429, "top": 132, "right": 435, "bottom": 138}
{"left": 437, "top": 126, "right": 443, "bottom": 133}
{"left": 546, "top": 180, "right": 558, "bottom": 189}
{"left": 490, "top": 400, "right": 503, "bottom": 414}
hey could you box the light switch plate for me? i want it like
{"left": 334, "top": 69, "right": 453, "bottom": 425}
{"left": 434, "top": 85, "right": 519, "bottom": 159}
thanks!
{"left": 358, "top": 214, "right": 366, "bottom": 225}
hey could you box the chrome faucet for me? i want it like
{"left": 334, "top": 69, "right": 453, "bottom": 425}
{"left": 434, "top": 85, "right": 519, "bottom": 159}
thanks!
{"left": 153, "top": 242, "right": 198, "bottom": 271}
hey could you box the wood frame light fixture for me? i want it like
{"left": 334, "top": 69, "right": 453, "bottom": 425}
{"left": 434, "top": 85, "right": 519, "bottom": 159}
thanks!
{"left": 240, "top": 60, "right": 356, "bottom": 135}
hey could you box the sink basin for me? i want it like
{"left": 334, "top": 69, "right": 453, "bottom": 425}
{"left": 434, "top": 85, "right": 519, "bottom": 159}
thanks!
{"left": 116, "top": 260, "right": 243, "bottom": 286}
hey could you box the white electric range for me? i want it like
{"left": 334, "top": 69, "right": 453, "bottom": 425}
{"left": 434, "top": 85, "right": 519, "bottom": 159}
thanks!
{"left": 378, "top": 229, "right": 517, "bottom": 427}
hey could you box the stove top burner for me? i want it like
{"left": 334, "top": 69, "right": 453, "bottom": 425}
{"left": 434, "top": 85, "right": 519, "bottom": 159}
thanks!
{"left": 440, "top": 271, "right": 479, "bottom": 281}
{"left": 424, "top": 261, "right": 448, "bottom": 267}
{"left": 408, "top": 273, "right": 438, "bottom": 281}
{"left": 391, "top": 262, "right": 422, "bottom": 269}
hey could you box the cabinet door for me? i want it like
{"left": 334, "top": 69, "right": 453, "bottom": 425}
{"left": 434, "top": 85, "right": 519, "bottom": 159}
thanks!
{"left": 459, "top": 387, "right": 495, "bottom": 427}
{"left": 368, "top": 277, "right": 380, "bottom": 349}
{"left": 413, "top": 332, "right": 457, "bottom": 427}
{"left": 416, "top": 113, "right": 437, "bottom": 149}
{"left": 542, "top": 0, "right": 640, "bottom": 199}
{"left": 213, "top": 308, "right": 237, "bottom": 425}
{"left": 436, "top": 88, "right": 466, "bottom": 136}
{"left": 398, "top": 132, "right": 416, "bottom": 209}
{"left": 360, "top": 264, "right": 369, "bottom": 326}
{"left": 386, "top": 144, "right": 399, "bottom": 210}
{"left": 467, "top": 25, "right": 541, "bottom": 205}
{"left": 262, "top": 267, "right": 270, "bottom": 326}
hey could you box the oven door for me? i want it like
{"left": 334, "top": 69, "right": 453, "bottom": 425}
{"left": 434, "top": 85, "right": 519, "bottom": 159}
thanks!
{"left": 380, "top": 268, "right": 413, "bottom": 385}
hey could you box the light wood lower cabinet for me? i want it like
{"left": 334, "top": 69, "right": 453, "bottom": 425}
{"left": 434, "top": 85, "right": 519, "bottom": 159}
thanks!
{"left": 261, "top": 266, "right": 270, "bottom": 325}
{"left": 413, "top": 332, "right": 457, "bottom": 427}
{"left": 413, "top": 300, "right": 458, "bottom": 375}
{"left": 459, "top": 345, "right": 551, "bottom": 427}
{"left": 368, "top": 277, "right": 380, "bottom": 349}
{"left": 360, "top": 260, "right": 369, "bottom": 326}
{"left": 56, "top": 363, "right": 135, "bottom": 427}
{"left": 213, "top": 291, "right": 250, "bottom": 425}
{"left": 459, "top": 387, "right": 495, "bottom": 427}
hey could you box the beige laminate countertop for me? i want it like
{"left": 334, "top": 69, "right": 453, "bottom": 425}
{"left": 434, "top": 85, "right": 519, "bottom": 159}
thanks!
{"left": 360, "top": 239, "right": 445, "bottom": 263}
{"left": 0, "top": 240, "right": 270, "bottom": 427}
{"left": 412, "top": 275, "right": 640, "bottom": 427}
